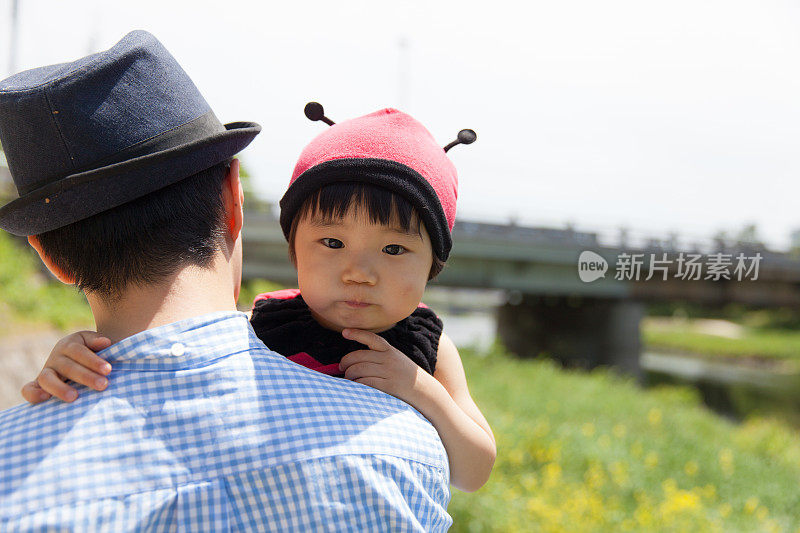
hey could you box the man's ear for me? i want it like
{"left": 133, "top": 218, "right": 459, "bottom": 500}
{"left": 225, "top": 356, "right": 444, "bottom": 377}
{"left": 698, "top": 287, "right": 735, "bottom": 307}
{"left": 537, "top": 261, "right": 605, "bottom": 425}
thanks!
{"left": 222, "top": 159, "right": 244, "bottom": 240}
{"left": 27, "top": 235, "right": 76, "bottom": 284}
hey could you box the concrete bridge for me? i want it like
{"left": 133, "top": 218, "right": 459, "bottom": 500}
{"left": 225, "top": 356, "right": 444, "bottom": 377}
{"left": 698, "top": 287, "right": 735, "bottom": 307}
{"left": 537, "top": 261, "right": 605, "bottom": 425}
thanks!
{"left": 243, "top": 210, "right": 800, "bottom": 376}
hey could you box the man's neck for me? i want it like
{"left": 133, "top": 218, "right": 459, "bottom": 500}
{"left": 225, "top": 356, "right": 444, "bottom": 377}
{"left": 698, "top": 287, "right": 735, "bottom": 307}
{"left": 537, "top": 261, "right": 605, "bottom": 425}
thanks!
{"left": 86, "top": 258, "right": 238, "bottom": 344}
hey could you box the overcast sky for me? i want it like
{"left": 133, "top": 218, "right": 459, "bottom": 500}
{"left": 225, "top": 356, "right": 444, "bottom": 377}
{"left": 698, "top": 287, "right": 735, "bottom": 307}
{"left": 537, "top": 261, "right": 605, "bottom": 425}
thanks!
{"left": 3, "top": 0, "right": 800, "bottom": 249}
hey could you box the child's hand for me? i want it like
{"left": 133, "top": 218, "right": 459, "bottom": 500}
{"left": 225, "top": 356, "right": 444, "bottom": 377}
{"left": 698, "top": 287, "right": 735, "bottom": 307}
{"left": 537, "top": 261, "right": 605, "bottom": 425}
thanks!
{"left": 339, "top": 328, "right": 438, "bottom": 407}
{"left": 21, "top": 331, "right": 113, "bottom": 404}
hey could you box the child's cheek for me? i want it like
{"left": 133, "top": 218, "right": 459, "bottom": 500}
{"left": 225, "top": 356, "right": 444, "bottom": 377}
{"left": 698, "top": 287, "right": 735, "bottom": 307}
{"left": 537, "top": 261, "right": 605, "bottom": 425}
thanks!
{"left": 397, "top": 276, "right": 427, "bottom": 307}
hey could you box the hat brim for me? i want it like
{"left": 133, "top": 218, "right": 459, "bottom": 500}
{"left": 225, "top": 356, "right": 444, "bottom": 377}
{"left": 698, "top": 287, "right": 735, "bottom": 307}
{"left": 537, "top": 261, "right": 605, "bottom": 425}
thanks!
{"left": 0, "top": 121, "right": 261, "bottom": 236}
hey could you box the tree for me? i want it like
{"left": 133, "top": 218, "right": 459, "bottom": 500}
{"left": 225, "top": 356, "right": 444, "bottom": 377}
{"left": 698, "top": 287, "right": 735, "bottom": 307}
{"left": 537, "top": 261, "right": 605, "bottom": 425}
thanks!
{"left": 735, "top": 223, "right": 761, "bottom": 245}
{"left": 237, "top": 158, "right": 274, "bottom": 215}
{"left": 0, "top": 141, "right": 13, "bottom": 202}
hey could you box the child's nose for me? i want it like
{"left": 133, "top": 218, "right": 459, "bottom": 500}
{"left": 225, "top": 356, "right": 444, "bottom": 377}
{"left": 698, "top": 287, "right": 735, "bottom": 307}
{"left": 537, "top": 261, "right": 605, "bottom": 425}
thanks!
{"left": 342, "top": 257, "right": 377, "bottom": 285}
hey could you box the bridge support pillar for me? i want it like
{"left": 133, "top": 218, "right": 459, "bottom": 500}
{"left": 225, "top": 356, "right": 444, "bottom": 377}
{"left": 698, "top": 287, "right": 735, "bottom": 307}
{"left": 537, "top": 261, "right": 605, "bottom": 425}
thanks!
{"left": 497, "top": 295, "right": 643, "bottom": 377}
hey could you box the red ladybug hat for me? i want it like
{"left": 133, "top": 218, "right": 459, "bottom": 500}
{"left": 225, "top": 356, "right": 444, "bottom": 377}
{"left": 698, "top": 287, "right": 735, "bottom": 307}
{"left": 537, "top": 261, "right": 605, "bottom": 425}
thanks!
{"left": 279, "top": 103, "right": 475, "bottom": 262}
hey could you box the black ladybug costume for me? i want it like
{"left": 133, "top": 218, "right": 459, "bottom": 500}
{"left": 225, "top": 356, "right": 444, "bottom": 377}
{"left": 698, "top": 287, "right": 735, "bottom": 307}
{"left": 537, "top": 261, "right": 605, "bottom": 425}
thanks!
{"left": 250, "top": 290, "right": 442, "bottom": 377}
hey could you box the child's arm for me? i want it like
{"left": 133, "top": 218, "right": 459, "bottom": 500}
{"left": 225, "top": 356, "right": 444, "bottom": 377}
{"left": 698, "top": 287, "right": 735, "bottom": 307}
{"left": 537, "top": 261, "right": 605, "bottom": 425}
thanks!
{"left": 20, "top": 331, "right": 112, "bottom": 404}
{"left": 339, "top": 329, "right": 496, "bottom": 492}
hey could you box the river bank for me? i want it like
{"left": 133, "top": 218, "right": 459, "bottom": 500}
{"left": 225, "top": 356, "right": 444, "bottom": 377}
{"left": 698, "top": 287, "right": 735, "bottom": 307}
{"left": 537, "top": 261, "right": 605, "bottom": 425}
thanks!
{"left": 0, "top": 329, "right": 65, "bottom": 410}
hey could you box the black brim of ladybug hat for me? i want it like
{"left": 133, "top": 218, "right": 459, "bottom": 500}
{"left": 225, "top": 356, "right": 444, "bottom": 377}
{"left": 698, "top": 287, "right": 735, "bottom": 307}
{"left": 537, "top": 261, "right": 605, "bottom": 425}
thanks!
{"left": 279, "top": 158, "right": 453, "bottom": 262}
{"left": 0, "top": 121, "right": 260, "bottom": 236}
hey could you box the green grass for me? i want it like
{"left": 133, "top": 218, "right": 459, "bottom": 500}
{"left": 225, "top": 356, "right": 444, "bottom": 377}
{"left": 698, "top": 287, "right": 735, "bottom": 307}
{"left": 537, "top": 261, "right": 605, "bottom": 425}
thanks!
{"left": 643, "top": 323, "right": 800, "bottom": 362}
{"left": 450, "top": 346, "right": 800, "bottom": 532}
{"left": 0, "top": 231, "right": 285, "bottom": 328}
{"left": 237, "top": 279, "right": 287, "bottom": 311}
{"left": 0, "top": 232, "right": 93, "bottom": 331}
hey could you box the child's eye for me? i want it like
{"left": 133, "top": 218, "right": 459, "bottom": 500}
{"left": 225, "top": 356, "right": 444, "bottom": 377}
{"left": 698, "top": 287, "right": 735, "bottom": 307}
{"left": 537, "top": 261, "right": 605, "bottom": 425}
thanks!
{"left": 321, "top": 238, "right": 344, "bottom": 249}
{"left": 383, "top": 244, "right": 406, "bottom": 255}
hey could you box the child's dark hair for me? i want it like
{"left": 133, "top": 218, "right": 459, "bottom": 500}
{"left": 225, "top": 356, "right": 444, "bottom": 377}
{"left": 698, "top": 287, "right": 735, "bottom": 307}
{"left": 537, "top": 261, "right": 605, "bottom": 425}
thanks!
{"left": 287, "top": 181, "right": 445, "bottom": 280}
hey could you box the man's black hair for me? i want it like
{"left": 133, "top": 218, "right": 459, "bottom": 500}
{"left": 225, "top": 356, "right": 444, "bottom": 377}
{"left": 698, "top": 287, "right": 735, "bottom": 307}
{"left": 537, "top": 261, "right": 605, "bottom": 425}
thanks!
{"left": 287, "top": 181, "right": 445, "bottom": 280}
{"left": 36, "top": 162, "right": 230, "bottom": 301}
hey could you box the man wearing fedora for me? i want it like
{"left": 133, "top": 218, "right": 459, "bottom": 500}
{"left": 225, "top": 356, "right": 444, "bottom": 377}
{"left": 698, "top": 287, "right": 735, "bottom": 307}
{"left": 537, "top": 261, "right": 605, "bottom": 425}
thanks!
{"left": 0, "top": 31, "right": 451, "bottom": 531}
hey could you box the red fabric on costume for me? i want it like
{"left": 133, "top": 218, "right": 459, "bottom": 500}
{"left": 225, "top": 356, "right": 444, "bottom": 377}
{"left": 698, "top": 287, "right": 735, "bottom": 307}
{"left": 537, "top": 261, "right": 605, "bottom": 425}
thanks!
{"left": 285, "top": 352, "right": 343, "bottom": 376}
{"left": 253, "top": 288, "right": 301, "bottom": 303}
{"left": 290, "top": 109, "right": 458, "bottom": 231}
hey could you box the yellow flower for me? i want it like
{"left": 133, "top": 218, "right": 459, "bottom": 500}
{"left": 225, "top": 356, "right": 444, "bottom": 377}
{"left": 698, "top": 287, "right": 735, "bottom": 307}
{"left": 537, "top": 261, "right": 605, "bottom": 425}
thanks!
{"left": 612, "top": 423, "right": 627, "bottom": 439}
{"left": 521, "top": 473, "right": 538, "bottom": 492}
{"left": 645, "top": 451, "right": 659, "bottom": 469}
{"left": 533, "top": 418, "right": 550, "bottom": 438}
{"left": 718, "top": 448, "right": 733, "bottom": 462}
{"left": 718, "top": 448, "right": 734, "bottom": 476}
{"left": 702, "top": 484, "right": 717, "bottom": 500}
{"left": 610, "top": 461, "right": 629, "bottom": 487}
{"left": 584, "top": 462, "right": 606, "bottom": 489}
{"left": 648, "top": 408, "right": 662, "bottom": 426}
{"left": 658, "top": 488, "right": 700, "bottom": 517}
{"left": 581, "top": 422, "right": 595, "bottom": 437}
{"left": 630, "top": 440, "right": 643, "bottom": 458}
{"left": 756, "top": 506, "right": 769, "bottom": 521}
{"left": 508, "top": 448, "right": 525, "bottom": 466}
{"left": 543, "top": 462, "right": 562, "bottom": 487}
{"left": 526, "top": 495, "right": 563, "bottom": 522}
{"left": 674, "top": 490, "right": 700, "bottom": 510}
{"left": 532, "top": 442, "right": 560, "bottom": 463}
{"left": 718, "top": 503, "right": 732, "bottom": 518}
{"left": 526, "top": 495, "right": 548, "bottom": 516}
{"left": 531, "top": 444, "right": 548, "bottom": 463}
{"left": 633, "top": 505, "right": 654, "bottom": 527}
{"left": 684, "top": 460, "right": 699, "bottom": 477}
{"left": 548, "top": 442, "right": 562, "bottom": 462}
{"left": 662, "top": 478, "right": 678, "bottom": 494}
{"left": 744, "top": 496, "right": 759, "bottom": 514}
{"left": 598, "top": 434, "right": 611, "bottom": 449}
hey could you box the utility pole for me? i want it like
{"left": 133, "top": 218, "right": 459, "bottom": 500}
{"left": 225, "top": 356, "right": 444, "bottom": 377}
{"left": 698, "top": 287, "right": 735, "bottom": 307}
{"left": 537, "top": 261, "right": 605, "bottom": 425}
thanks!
{"left": 397, "top": 36, "right": 410, "bottom": 110}
{"left": 9, "top": 0, "right": 19, "bottom": 75}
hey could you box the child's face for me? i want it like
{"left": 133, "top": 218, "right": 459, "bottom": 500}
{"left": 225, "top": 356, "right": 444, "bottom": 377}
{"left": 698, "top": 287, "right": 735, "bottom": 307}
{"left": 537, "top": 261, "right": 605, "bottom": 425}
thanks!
{"left": 293, "top": 206, "right": 434, "bottom": 333}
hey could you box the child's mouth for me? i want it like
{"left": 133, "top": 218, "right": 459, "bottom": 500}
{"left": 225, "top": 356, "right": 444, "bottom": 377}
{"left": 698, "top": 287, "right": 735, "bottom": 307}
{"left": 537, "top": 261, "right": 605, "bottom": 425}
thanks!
{"left": 344, "top": 300, "right": 371, "bottom": 308}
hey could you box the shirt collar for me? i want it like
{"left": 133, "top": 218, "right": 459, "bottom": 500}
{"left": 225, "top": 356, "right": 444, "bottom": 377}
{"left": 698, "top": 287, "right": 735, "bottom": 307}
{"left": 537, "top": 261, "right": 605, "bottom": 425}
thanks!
{"left": 96, "top": 311, "right": 253, "bottom": 371}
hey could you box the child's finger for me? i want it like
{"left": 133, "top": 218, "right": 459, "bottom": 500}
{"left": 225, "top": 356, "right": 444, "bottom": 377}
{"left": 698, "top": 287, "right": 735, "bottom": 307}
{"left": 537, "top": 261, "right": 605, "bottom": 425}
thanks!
{"left": 79, "top": 332, "right": 112, "bottom": 354}
{"left": 50, "top": 356, "right": 109, "bottom": 392}
{"left": 37, "top": 368, "right": 80, "bottom": 403}
{"left": 341, "top": 329, "right": 391, "bottom": 352}
{"left": 20, "top": 380, "right": 52, "bottom": 404}
{"left": 339, "top": 350, "right": 376, "bottom": 372}
{"left": 343, "top": 361, "right": 383, "bottom": 381}
{"left": 62, "top": 339, "right": 112, "bottom": 376}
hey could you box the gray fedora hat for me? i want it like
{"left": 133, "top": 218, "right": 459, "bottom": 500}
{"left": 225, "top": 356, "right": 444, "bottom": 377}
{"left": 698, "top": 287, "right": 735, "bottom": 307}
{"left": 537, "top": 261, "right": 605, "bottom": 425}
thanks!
{"left": 0, "top": 30, "right": 261, "bottom": 236}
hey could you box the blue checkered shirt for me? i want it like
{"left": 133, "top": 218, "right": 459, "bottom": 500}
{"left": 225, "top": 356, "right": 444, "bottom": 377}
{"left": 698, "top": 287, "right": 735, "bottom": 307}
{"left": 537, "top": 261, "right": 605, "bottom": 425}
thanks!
{"left": 0, "top": 312, "right": 451, "bottom": 532}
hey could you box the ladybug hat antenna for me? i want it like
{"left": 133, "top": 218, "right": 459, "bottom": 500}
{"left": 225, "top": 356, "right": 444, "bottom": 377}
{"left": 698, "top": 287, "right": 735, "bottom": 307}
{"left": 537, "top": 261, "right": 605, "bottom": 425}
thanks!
{"left": 304, "top": 102, "right": 335, "bottom": 126}
{"left": 443, "top": 129, "right": 477, "bottom": 153}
